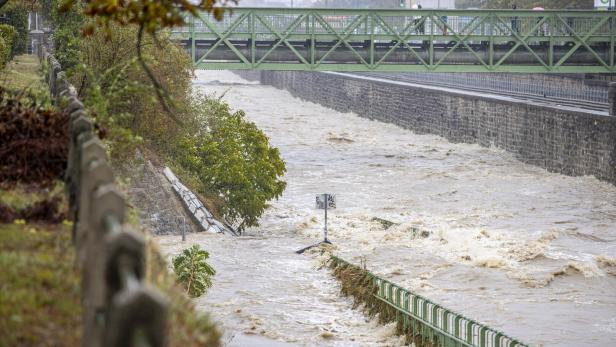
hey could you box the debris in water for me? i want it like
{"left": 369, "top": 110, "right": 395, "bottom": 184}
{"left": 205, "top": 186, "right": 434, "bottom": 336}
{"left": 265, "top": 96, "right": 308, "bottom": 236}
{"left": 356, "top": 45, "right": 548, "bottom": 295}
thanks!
{"left": 408, "top": 227, "right": 432, "bottom": 239}
{"left": 371, "top": 217, "right": 397, "bottom": 230}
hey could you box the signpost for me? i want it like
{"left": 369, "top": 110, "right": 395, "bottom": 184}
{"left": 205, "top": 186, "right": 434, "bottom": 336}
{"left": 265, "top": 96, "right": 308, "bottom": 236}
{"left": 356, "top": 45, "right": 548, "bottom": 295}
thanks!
{"left": 296, "top": 193, "right": 336, "bottom": 254}
{"left": 315, "top": 193, "right": 335, "bottom": 244}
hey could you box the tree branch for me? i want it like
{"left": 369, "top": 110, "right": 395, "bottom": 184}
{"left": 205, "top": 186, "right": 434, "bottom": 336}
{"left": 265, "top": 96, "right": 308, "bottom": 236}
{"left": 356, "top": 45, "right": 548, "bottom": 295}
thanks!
{"left": 136, "top": 23, "right": 182, "bottom": 125}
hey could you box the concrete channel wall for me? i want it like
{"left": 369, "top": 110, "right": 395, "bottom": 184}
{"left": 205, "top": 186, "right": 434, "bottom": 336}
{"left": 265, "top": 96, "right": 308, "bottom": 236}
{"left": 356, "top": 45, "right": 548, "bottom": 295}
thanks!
{"left": 235, "top": 70, "right": 616, "bottom": 185}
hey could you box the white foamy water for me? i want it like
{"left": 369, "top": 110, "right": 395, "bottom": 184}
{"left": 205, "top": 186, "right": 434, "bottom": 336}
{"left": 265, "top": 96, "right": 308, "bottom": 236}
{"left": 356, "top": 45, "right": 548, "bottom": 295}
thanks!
{"left": 157, "top": 70, "right": 616, "bottom": 347}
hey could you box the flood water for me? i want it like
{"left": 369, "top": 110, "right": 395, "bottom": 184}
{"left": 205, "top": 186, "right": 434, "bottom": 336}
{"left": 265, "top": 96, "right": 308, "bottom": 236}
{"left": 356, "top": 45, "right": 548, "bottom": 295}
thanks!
{"left": 156, "top": 70, "right": 616, "bottom": 347}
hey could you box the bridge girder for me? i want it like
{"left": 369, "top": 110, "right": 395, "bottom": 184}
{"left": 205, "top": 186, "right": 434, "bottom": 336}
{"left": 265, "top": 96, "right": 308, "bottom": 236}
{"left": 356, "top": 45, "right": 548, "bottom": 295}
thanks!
{"left": 171, "top": 8, "right": 616, "bottom": 73}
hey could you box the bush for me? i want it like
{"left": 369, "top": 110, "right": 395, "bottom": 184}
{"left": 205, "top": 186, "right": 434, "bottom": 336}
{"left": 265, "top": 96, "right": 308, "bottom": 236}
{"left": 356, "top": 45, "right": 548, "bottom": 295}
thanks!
{"left": 0, "top": 4, "right": 27, "bottom": 56}
{"left": 0, "top": 88, "right": 68, "bottom": 188}
{"left": 0, "top": 36, "right": 6, "bottom": 68}
{"left": 0, "top": 24, "right": 15, "bottom": 65}
{"left": 172, "top": 245, "right": 215, "bottom": 298}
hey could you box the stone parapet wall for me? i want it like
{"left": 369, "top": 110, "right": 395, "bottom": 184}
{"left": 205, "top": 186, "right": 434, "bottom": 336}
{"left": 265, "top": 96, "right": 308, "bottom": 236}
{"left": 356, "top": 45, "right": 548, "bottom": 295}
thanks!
{"left": 235, "top": 70, "right": 616, "bottom": 185}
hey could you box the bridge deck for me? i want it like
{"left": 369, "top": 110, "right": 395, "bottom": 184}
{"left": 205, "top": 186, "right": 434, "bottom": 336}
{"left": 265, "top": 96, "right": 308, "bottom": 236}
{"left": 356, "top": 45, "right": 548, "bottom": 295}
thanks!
{"left": 171, "top": 8, "right": 616, "bottom": 73}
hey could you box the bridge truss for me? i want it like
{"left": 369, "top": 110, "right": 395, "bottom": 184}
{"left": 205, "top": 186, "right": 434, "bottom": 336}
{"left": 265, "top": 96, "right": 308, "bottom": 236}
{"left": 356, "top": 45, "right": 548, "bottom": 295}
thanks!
{"left": 171, "top": 8, "right": 616, "bottom": 73}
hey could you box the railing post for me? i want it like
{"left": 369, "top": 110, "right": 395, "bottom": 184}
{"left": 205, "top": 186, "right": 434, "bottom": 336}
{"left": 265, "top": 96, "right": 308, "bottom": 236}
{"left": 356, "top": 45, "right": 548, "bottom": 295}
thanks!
{"left": 48, "top": 58, "right": 61, "bottom": 97}
{"left": 609, "top": 82, "right": 616, "bottom": 116}
{"left": 75, "top": 138, "right": 108, "bottom": 253}
{"left": 67, "top": 114, "right": 93, "bottom": 218}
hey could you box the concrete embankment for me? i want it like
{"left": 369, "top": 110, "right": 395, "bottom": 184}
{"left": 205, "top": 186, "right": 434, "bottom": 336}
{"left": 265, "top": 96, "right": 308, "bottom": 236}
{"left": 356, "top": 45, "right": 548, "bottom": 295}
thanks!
{"left": 235, "top": 70, "right": 616, "bottom": 185}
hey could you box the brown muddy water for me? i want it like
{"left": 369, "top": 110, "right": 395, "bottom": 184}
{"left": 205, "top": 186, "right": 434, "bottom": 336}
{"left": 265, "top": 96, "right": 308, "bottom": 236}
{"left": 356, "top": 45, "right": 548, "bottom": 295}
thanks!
{"left": 156, "top": 70, "right": 616, "bottom": 347}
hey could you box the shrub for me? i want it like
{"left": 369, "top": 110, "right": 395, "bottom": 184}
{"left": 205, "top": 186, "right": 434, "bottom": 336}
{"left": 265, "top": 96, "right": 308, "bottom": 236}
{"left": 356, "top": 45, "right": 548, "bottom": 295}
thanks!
{"left": 172, "top": 244, "right": 216, "bottom": 298}
{"left": 0, "top": 88, "right": 68, "bottom": 188}
{"left": 0, "top": 4, "right": 27, "bottom": 56}
{"left": 0, "top": 24, "right": 15, "bottom": 65}
{"left": 0, "top": 36, "right": 6, "bottom": 68}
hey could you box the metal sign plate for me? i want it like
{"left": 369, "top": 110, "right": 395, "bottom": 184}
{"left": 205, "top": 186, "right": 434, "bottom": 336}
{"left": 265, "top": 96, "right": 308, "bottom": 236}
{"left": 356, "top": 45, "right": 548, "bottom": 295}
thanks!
{"left": 595, "top": 0, "right": 611, "bottom": 8}
{"left": 316, "top": 194, "right": 336, "bottom": 209}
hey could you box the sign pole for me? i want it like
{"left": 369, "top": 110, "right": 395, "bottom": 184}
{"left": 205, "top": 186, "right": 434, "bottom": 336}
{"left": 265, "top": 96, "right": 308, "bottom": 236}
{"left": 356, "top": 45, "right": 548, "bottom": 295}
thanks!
{"left": 296, "top": 193, "right": 335, "bottom": 254}
{"left": 324, "top": 194, "right": 328, "bottom": 243}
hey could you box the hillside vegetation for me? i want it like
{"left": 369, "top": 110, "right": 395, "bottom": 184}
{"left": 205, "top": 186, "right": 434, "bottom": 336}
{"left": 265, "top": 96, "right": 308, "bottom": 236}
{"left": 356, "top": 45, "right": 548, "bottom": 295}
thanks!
{"left": 50, "top": 0, "right": 286, "bottom": 232}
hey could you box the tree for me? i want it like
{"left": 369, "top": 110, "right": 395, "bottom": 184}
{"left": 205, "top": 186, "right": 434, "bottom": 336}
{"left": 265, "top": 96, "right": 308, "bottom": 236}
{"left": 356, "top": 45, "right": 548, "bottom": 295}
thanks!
{"left": 7, "top": 0, "right": 235, "bottom": 122}
{"left": 178, "top": 96, "right": 287, "bottom": 233}
{"left": 172, "top": 245, "right": 216, "bottom": 298}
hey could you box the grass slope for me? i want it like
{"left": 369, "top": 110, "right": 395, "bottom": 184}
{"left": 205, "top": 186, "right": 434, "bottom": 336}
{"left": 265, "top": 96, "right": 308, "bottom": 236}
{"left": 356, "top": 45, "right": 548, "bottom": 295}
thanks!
{"left": 0, "top": 54, "right": 47, "bottom": 96}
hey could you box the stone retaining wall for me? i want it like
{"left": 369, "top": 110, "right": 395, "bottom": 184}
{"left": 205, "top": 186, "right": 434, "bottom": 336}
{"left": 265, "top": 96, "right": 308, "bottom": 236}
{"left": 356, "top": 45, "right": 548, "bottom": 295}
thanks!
{"left": 235, "top": 70, "right": 616, "bottom": 185}
{"left": 127, "top": 155, "right": 197, "bottom": 236}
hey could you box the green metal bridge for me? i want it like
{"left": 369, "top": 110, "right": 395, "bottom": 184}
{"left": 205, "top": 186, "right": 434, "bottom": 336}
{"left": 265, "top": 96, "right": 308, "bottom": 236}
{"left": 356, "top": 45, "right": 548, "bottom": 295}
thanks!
{"left": 170, "top": 8, "right": 616, "bottom": 73}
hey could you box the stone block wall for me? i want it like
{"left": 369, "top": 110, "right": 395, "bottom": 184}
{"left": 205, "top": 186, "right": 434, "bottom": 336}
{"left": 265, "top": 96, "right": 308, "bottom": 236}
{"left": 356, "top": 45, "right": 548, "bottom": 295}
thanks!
{"left": 235, "top": 70, "right": 616, "bottom": 185}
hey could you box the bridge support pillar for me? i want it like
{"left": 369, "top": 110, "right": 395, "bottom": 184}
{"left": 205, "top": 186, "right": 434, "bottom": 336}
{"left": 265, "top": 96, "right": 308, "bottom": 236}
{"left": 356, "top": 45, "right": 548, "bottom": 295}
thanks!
{"left": 609, "top": 83, "right": 616, "bottom": 116}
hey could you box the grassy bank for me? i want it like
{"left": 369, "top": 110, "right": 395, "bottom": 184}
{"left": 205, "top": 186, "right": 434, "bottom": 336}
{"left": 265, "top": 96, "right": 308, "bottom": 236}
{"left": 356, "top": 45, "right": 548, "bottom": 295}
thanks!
{"left": 0, "top": 187, "right": 221, "bottom": 347}
{"left": 0, "top": 54, "right": 47, "bottom": 95}
{"left": 0, "top": 52, "right": 221, "bottom": 346}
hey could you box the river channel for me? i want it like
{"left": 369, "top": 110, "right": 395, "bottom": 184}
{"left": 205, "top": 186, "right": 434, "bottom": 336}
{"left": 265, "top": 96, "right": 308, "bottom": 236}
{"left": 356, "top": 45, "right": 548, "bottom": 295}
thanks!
{"left": 156, "top": 70, "right": 616, "bottom": 347}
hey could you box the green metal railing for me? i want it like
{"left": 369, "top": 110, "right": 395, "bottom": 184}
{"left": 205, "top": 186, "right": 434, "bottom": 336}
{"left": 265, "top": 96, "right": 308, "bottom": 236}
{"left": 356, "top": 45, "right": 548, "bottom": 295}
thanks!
{"left": 330, "top": 256, "right": 530, "bottom": 347}
{"left": 171, "top": 8, "right": 616, "bottom": 73}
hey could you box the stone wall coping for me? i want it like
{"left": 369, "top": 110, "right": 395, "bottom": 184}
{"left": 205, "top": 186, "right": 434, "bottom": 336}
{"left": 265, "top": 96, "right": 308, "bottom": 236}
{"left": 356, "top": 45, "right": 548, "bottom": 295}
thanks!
{"left": 325, "top": 72, "right": 611, "bottom": 119}
{"left": 163, "top": 167, "right": 230, "bottom": 235}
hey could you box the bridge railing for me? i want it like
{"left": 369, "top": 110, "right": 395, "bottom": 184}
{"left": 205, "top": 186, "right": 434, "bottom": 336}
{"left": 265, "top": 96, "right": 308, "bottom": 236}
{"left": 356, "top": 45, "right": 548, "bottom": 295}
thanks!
{"left": 39, "top": 43, "right": 168, "bottom": 347}
{"left": 171, "top": 8, "right": 616, "bottom": 73}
